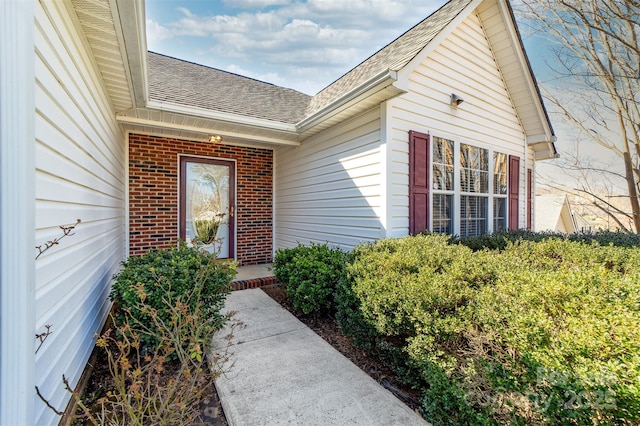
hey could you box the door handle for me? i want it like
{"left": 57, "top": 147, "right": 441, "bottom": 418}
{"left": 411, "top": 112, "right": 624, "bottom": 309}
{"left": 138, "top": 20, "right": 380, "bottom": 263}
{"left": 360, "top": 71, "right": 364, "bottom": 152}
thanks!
{"left": 230, "top": 206, "right": 234, "bottom": 217}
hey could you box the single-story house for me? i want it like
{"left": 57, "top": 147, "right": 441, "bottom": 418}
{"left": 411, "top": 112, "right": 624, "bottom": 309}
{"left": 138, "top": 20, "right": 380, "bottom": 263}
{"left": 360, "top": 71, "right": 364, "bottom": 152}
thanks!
{"left": 0, "top": 0, "right": 556, "bottom": 423}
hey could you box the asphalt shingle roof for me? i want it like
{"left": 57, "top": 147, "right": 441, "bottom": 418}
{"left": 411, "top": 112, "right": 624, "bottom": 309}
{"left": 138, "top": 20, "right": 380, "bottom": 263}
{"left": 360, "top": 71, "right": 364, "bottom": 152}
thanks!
{"left": 147, "top": 0, "right": 473, "bottom": 125}
{"left": 148, "top": 52, "right": 312, "bottom": 124}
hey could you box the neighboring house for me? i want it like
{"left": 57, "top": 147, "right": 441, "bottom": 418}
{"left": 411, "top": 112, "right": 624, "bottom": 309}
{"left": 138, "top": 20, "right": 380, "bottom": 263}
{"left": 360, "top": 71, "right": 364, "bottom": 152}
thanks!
{"left": 574, "top": 212, "right": 596, "bottom": 233}
{"left": 535, "top": 194, "right": 578, "bottom": 234}
{"left": 0, "top": 0, "right": 556, "bottom": 423}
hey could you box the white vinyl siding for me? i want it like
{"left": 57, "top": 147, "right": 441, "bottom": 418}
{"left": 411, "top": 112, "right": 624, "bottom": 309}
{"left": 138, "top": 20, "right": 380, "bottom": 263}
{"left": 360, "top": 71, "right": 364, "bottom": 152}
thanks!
{"left": 275, "top": 109, "right": 382, "bottom": 250}
{"left": 387, "top": 11, "right": 533, "bottom": 233}
{"left": 34, "top": 2, "right": 126, "bottom": 424}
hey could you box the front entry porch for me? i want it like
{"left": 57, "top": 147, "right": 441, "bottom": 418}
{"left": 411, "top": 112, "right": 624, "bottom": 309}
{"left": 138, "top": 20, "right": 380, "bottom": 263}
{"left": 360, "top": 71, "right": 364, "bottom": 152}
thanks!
{"left": 231, "top": 263, "right": 277, "bottom": 290}
{"left": 128, "top": 133, "right": 274, "bottom": 266}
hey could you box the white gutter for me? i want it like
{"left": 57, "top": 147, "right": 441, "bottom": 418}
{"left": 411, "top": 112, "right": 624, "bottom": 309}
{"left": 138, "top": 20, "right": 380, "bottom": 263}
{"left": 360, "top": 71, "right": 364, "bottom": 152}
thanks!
{"left": 116, "top": 115, "right": 301, "bottom": 146}
{"left": 297, "top": 69, "right": 402, "bottom": 132}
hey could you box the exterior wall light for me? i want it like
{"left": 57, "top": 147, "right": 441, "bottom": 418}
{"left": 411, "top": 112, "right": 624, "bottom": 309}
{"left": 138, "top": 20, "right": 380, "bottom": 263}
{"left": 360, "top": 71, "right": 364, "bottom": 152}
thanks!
{"left": 209, "top": 135, "right": 223, "bottom": 143}
{"left": 450, "top": 93, "right": 464, "bottom": 107}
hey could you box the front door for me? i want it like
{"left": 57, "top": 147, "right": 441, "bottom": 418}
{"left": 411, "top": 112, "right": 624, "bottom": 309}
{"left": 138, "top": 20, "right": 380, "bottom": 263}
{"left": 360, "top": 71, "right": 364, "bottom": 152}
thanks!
{"left": 179, "top": 156, "right": 235, "bottom": 259}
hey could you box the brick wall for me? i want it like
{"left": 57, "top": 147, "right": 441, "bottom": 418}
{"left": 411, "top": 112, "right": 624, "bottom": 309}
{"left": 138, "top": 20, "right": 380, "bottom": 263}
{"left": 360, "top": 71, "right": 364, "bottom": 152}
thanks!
{"left": 128, "top": 134, "right": 273, "bottom": 265}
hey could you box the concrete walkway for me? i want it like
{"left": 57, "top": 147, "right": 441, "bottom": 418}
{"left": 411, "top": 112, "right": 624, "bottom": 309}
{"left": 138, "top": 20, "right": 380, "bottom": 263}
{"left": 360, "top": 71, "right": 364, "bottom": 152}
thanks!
{"left": 212, "top": 289, "right": 429, "bottom": 426}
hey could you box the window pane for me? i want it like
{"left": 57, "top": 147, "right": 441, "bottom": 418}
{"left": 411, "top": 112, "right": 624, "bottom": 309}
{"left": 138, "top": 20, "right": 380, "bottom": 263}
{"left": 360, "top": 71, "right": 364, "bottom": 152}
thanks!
{"left": 433, "top": 194, "right": 453, "bottom": 234}
{"left": 493, "top": 197, "right": 506, "bottom": 232}
{"left": 433, "top": 165, "right": 454, "bottom": 191}
{"left": 460, "top": 144, "right": 488, "bottom": 194}
{"left": 460, "top": 195, "right": 488, "bottom": 237}
{"left": 493, "top": 152, "right": 507, "bottom": 195}
{"left": 433, "top": 137, "right": 454, "bottom": 191}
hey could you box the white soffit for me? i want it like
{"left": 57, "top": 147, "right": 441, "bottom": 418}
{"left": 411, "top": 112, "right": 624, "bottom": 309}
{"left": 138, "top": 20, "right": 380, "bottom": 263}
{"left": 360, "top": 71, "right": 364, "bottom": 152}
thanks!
{"left": 69, "top": 0, "right": 134, "bottom": 113}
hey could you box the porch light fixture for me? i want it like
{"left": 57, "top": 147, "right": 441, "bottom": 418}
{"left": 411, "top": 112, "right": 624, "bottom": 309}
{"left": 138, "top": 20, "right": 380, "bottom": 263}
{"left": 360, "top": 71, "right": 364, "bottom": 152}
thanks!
{"left": 209, "top": 135, "right": 223, "bottom": 143}
{"left": 450, "top": 93, "right": 464, "bottom": 107}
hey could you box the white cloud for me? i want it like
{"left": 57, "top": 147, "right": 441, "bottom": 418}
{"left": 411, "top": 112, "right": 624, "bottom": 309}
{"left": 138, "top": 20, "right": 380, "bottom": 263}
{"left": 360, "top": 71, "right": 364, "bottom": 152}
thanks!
{"left": 145, "top": 19, "right": 173, "bottom": 48}
{"left": 146, "top": 0, "right": 447, "bottom": 93}
{"left": 223, "top": 0, "right": 291, "bottom": 8}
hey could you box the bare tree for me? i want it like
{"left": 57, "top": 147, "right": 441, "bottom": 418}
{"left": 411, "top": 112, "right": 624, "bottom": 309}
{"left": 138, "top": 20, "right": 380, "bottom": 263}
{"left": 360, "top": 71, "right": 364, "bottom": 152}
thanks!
{"left": 516, "top": 0, "right": 640, "bottom": 232}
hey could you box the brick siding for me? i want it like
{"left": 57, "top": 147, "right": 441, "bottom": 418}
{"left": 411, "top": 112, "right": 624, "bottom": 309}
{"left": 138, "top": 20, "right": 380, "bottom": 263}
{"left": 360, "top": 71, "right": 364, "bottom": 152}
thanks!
{"left": 128, "top": 133, "right": 273, "bottom": 265}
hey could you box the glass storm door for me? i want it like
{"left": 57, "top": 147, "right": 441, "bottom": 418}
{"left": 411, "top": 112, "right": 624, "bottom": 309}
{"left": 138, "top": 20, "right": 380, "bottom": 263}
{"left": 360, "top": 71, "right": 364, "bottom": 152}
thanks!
{"left": 179, "top": 156, "right": 235, "bottom": 259}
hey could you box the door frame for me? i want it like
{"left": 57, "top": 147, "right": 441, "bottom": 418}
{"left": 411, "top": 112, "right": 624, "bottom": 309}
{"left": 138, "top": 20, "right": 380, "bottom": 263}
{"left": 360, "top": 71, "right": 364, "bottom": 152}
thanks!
{"left": 178, "top": 155, "right": 236, "bottom": 259}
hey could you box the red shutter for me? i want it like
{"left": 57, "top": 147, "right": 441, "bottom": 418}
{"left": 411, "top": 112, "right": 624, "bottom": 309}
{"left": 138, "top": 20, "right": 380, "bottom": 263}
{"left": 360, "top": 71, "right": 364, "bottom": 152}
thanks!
{"left": 508, "top": 155, "right": 520, "bottom": 230}
{"left": 526, "top": 168, "right": 533, "bottom": 230}
{"left": 409, "top": 131, "right": 430, "bottom": 235}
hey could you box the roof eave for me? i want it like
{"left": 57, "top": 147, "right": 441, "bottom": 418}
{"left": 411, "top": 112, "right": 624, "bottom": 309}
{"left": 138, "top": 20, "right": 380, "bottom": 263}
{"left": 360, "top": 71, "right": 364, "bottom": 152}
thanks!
{"left": 297, "top": 70, "right": 404, "bottom": 137}
{"left": 496, "top": 0, "right": 558, "bottom": 154}
{"left": 529, "top": 135, "right": 560, "bottom": 160}
{"left": 112, "top": 0, "right": 148, "bottom": 108}
{"left": 118, "top": 100, "right": 301, "bottom": 146}
{"left": 146, "top": 100, "right": 299, "bottom": 133}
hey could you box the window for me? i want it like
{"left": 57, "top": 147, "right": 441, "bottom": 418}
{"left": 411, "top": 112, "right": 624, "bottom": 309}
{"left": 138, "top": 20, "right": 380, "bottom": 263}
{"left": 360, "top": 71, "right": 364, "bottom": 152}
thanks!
{"left": 460, "top": 144, "right": 489, "bottom": 237}
{"left": 432, "top": 137, "right": 454, "bottom": 234}
{"left": 409, "top": 131, "right": 520, "bottom": 237}
{"left": 493, "top": 152, "right": 507, "bottom": 232}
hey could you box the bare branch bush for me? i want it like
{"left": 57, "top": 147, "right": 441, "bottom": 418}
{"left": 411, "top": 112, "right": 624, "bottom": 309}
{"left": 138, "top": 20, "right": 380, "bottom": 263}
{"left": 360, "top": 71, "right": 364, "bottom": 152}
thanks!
{"left": 36, "top": 243, "right": 239, "bottom": 425}
{"left": 69, "top": 270, "right": 239, "bottom": 426}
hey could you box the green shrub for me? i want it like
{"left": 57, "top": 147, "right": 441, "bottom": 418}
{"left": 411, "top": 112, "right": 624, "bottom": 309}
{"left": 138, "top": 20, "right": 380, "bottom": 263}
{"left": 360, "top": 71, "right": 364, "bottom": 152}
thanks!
{"left": 567, "top": 229, "right": 640, "bottom": 247}
{"left": 454, "top": 229, "right": 562, "bottom": 251}
{"left": 273, "top": 242, "right": 346, "bottom": 314}
{"left": 109, "top": 243, "right": 235, "bottom": 352}
{"left": 342, "top": 234, "right": 640, "bottom": 425}
{"left": 335, "top": 249, "right": 379, "bottom": 348}
{"left": 456, "top": 229, "right": 640, "bottom": 252}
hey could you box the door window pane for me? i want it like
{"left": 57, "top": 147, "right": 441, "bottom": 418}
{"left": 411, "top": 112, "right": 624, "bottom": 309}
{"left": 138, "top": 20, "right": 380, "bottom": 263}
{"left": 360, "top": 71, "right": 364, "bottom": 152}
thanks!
{"left": 185, "top": 161, "right": 231, "bottom": 258}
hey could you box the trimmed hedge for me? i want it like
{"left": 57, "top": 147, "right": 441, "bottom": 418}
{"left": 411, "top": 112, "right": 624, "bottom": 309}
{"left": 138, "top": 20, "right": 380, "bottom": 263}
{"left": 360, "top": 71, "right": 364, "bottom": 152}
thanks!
{"left": 276, "top": 233, "right": 640, "bottom": 424}
{"left": 273, "top": 242, "right": 347, "bottom": 314}
{"left": 344, "top": 235, "right": 640, "bottom": 425}
{"left": 455, "top": 229, "right": 640, "bottom": 251}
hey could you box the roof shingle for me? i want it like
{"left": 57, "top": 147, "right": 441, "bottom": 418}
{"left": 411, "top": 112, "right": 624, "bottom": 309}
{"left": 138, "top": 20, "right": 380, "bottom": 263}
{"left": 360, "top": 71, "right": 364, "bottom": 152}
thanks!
{"left": 148, "top": 52, "right": 311, "bottom": 124}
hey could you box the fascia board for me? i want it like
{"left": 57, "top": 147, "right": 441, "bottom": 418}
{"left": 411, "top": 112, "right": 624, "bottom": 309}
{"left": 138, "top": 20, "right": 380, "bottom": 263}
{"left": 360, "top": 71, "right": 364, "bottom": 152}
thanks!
{"left": 497, "top": 0, "right": 555, "bottom": 141}
{"left": 116, "top": 114, "right": 300, "bottom": 146}
{"left": 113, "top": 0, "right": 148, "bottom": 108}
{"left": 297, "top": 70, "right": 401, "bottom": 132}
